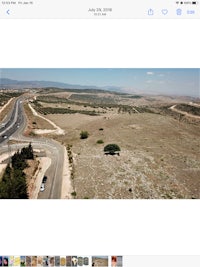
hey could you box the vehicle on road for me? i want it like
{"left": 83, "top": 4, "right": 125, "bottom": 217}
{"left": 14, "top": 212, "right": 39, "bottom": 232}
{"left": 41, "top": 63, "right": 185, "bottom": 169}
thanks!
{"left": 2, "top": 135, "right": 8, "bottom": 139}
{"left": 42, "top": 176, "right": 47, "bottom": 183}
{"left": 40, "top": 183, "right": 45, "bottom": 192}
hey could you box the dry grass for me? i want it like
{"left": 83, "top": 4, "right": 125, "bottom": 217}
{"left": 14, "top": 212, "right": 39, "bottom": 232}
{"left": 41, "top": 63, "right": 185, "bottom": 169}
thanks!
{"left": 34, "top": 92, "right": 200, "bottom": 199}
{"left": 23, "top": 103, "right": 54, "bottom": 135}
{"left": 46, "top": 111, "right": 200, "bottom": 199}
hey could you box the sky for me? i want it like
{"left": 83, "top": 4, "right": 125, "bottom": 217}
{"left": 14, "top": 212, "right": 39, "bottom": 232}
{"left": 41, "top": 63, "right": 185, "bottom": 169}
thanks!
{"left": 0, "top": 68, "right": 199, "bottom": 97}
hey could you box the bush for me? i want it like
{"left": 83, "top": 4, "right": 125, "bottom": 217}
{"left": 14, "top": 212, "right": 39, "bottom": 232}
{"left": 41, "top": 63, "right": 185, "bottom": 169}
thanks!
{"left": 97, "top": 139, "right": 104, "bottom": 144}
{"left": 80, "top": 131, "right": 89, "bottom": 139}
{"left": 99, "top": 128, "right": 104, "bottom": 131}
{"left": 104, "top": 144, "right": 121, "bottom": 155}
{"left": 71, "top": 191, "right": 77, "bottom": 197}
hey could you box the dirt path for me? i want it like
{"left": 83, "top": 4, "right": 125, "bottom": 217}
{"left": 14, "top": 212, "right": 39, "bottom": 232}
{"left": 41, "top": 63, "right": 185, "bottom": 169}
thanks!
{"left": 189, "top": 102, "right": 200, "bottom": 107}
{"left": 61, "top": 146, "right": 72, "bottom": 199}
{"left": 0, "top": 98, "right": 14, "bottom": 115}
{"left": 169, "top": 104, "right": 200, "bottom": 119}
{"left": 28, "top": 103, "right": 65, "bottom": 135}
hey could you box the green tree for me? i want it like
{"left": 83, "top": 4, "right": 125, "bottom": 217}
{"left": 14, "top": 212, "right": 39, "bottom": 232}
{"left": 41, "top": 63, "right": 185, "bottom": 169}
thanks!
{"left": 0, "top": 144, "right": 31, "bottom": 199}
{"left": 104, "top": 144, "right": 121, "bottom": 155}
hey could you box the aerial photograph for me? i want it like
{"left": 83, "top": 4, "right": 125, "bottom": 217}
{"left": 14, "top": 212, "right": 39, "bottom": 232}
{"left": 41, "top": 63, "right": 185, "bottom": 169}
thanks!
{"left": 0, "top": 68, "right": 199, "bottom": 199}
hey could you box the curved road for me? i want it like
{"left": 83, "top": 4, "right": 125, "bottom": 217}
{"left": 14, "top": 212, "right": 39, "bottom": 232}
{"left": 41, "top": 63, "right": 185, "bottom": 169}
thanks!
{"left": 169, "top": 104, "right": 200, "bottom": 119}
{"left": 0, "top": 96, "right": 65, "bottom": 199}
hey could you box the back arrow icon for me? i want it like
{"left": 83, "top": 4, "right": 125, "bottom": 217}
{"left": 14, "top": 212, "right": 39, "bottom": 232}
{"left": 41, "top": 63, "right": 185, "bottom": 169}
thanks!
{"left": 6, "top": 9, "right": 10, "bottom": 15}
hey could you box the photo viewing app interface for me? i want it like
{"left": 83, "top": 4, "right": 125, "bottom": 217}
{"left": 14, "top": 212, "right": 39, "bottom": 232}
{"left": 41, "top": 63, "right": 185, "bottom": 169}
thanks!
{"left": 0, "top": 0, "right": 200, "bottom": 266}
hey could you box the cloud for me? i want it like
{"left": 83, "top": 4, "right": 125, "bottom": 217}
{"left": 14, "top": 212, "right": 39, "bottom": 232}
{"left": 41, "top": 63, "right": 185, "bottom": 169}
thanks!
{"left": 147, "top": 71, "right": 154, "bottom": 75}
{"left": 158, "top": 74, "right": 165, "bottom": 77}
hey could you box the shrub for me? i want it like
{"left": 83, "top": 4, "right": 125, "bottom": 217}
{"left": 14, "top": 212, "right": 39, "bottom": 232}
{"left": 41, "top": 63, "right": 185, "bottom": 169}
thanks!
{"left": 104, "top": 144, "right": 121, "bottom": 155}
{"left": 99, "top": 128, "right": 104, "bottom": 131}
{"left": 71, "top": 191, "right": 77, "bottom": 197}
{"left": 80, "top": 131, "right": 89, "bottom": 139}
{"left": 97, "top": 139, "right": 104, "bottom": 144}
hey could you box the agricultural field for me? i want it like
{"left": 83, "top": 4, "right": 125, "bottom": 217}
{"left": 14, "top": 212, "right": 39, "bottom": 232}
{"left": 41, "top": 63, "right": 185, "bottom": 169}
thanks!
{"left": 31, "top": 90, "right": 200, "bottom": 199}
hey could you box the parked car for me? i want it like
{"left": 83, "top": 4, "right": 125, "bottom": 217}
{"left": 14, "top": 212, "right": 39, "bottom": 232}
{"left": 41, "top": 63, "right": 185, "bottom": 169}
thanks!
{"left": 42, "top": 176, "right": 47, "bottom": 183}
{"left": 40, "top": 183, "right": 45, "bottom": 192}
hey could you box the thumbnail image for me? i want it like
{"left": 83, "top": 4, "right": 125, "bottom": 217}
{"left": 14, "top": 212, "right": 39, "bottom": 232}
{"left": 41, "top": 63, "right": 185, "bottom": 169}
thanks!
{"left": 83, "top": 257, "right": 89, "bottom": 266}
{"left": 0, "top": 68, "right": 200, "bottom": 199}
{"left": 9, "top": 256, "right": 14, "bottom": 266}
{"left": 49, "top": 257, "right": 54, "bottom": 267}
{"left": 0, "top": 257, "right": 2, "bottom": 266}
{"left": 2, "top": 257, "right": 8, "bottom": 267}
{"left": 92, "top": 256, "right": 108, "bottom": 267}
{"left": 54, "top": 257, "right": 60, "bottom": 267}
{"left": 66, "top": 256, "right": 71, "bottom": 266}
{"left": 14, "top": 256, "right": 20, "bottom": 267}
{"left": 32, "top": 257, "right": 37, "bottom": 267}
{"left": 26, "top": 257, "right": 31, "bottom": 267}
{"left": 37, "top": 257, "right": 43, "bottom": 267}
{"left": 20, "top": 256, "right": 26, "bottom": 267}
{"left": 43, "top": 257, "right": 49, "bottom": 267}
{"left": 111, "top": 256, "right": 122, "bottom": 267}
{"left": 60, "top": 257, "right": 66, "bottom": 266}
{"left": 71, "top": 256, "right": 78, "bottom": 267}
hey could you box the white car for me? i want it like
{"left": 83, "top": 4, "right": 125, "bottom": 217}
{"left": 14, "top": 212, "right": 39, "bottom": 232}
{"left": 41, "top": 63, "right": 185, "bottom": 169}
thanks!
{"left": 40, "top": 183, "right": 45, "bottom": 192}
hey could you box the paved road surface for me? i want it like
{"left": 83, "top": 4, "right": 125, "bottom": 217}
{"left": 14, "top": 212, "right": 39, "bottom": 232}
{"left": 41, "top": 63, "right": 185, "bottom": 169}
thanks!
{"left": 0, "top": 96, "right": 65, "bottom": 199}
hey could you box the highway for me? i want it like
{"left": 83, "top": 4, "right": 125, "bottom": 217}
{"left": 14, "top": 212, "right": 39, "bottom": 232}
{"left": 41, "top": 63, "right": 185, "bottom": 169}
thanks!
{"left": 0, "top": 98, "right": 24, "bottom": 143}
{"left": 0, "top": 96, "right": 65, "bottom": 199}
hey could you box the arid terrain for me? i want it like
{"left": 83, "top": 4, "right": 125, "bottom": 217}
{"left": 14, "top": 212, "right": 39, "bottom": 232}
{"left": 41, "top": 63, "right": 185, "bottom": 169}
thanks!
{"left": 27, "top": 89, "right": 200, "bottom": 199}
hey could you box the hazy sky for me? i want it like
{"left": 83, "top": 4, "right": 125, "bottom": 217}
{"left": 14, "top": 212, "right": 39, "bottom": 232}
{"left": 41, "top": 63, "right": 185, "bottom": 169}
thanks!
{"left": 0, "top": 68, "right": 199, "bottom": 97}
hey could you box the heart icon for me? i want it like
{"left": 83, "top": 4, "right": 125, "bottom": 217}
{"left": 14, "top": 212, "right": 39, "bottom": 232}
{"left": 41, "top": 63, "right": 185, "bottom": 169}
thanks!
{"left": 162, "top": 9, "right": 168, "bottom": 15}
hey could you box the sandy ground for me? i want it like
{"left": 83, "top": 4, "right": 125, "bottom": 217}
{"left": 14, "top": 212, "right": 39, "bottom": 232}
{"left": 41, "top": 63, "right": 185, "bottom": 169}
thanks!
{"left": 33, "top": 129, "right": 60, "bottom": 134}
{"left": 61, "top": 146, "right": 72, "bottom": 199}
{"left": 0, "top": 152, "right": 15, "bottom": 163}
{"left": 0, "top": 163, "right": 7, "bottom": 178}
{"left": 28, "top": 103, "right": 65, "bottom": 135}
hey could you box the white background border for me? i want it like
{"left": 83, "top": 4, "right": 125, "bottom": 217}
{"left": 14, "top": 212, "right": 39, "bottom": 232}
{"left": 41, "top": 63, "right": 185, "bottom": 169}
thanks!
{"left": 0, "top": 19, "right": 200, "bottom": 256}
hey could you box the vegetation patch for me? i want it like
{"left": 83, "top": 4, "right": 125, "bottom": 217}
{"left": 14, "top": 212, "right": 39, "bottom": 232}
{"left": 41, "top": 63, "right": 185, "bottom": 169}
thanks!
{"left": 34, "top": 106, "right": 99, "bottom": 116}
{"left": 80, "top": 131, "right": 89, "bottom": 139}
{"left": 176, "top": 104, "right": 200, "bottom": 116}
{"left": 0, "top": 143, "right": 34, "bottom": 199}
{"left": 97, "top": 139, "right": 104, "bottom": 144}
{"left": 104, "top": 143, "right": 121, "bottom": 155}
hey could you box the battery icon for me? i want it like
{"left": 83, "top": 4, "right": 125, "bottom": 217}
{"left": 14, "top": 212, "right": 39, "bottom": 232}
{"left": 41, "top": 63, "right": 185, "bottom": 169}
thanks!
{"left": 192, "top": 1, "right": 197, "bottom": 4}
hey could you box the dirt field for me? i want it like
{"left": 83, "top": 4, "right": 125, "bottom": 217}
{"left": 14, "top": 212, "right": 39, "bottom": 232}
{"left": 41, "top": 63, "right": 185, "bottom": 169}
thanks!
{"left": 46, "top": 110, "right": 200, "bottom": 199}
{"left": 27, "top": 91, "right": 200, "bottom": 199}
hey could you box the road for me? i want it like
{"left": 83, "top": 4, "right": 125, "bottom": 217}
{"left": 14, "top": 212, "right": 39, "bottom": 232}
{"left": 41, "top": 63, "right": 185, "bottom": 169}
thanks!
{"left": 0, "top": 98, "right": 24, "bottom": 143}
{"left": 0, "top": 96, "right": 65, "bottom": 199}
{"left": 169, "top": 104, "right": 200, "bottom": 119}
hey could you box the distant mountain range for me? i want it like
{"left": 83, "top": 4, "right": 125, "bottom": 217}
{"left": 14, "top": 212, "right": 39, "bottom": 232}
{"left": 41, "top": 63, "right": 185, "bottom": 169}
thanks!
{"left": 0, "top": 78, "right": 122, "bottom": 92}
